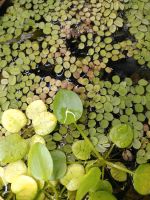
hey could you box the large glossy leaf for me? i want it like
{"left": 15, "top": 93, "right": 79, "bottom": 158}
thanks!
{"left": 110, "top": 162, "right": 127, "bottom": 182}
{"left": 0, "top": 134, "right": 28, "bottom": 164}
{"left": 76, "top": 167, "right": 101, "bottom": 200}
{"left": 50, "top": 150, "right": 67, "bottom": 180}
{"left": 72, "top": 140, "right": 91, "bottom": 160}
{"left": 133, "top": 163, "right": 150, "bottom": 195}
{"left": 109, "top": 124, "right": 134, "bottom": 148}
{"left": 53, "top": 89, "right": 83, "bottom": 125}
{"left": 89, "top": 191, "right": 117, "bottom": 200}
{"left": 28, "top": 143, "right": 53, "bottom": 181}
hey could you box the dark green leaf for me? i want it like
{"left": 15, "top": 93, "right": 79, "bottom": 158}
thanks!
{"left": 0, "top": 134, "right": 28, "bottom": 164}
{"left": 28, "top": 143, "right": 53, "bottom": 181}
{"left": 50, "top": 150, "right": 67, "bottom": 180}
{"left": 90, "top": 180, "right": 113, "bottom": 193}
{"left": 76, "top": 167, "right": 101, "bottom": 200}
{"left": 53, "top": 89, "right": 83, "bottom": 125}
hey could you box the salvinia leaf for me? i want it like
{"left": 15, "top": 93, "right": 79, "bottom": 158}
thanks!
{"left": 28, "top": 143, "right": 53, "bottom": 181}
{"left": 0, "top": 134, "right": 28, "bottom": 164}
{"left": 76, "top": 167, "right": 101, "bottom": 200}
{"left": 50, "top": 150, "right": 67, "bottom": 180}
{"left": 53, "top": 89, "right": 83, "bottom": 125}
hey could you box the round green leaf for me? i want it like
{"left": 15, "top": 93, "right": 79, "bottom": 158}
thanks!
{"left": 110, "top": 162, "right": 127, "bottom": 182}
{"left": 90, "top": 180, "right": 113, "bottom": 193}
{"left": 50, "top": 150, "right": 67, "bottom": 180}
{"left": 53, "top": 89, "right": 83, "bottom": 125}
{"left": 109, "top": 124, "right": 134, "bottom": 148}
{"left": 11, "top": 175, "right": 38, "bottom": 200}
{"left": 60, "top": 164, "right": 85, "bottom": 191}
{"left": 72, "top": 140, "right": 91, "bottom": 160}
{"left": 89, "top": 191, "right": 117, "bottom": 200}
{"left": 76, "top": 167, "right": 101, "bottom": 200}
{"left": 133, "top": 164, "right": 150, "bottom": 195}
{"left": 0, "top": 134, "right": 28, "bottom": 164}
{"left": 26, "top": 100, "right": 47, "bottom": 120}
{"left": 28, "top": 143, "right": 53, "bottom": 181}
{"left": 2, "top": 109, "right": 27, "bottom": 133}
{"left": 32, "top": 112, "right": 57, "bottom": 135}
{"left": 4, "top": 160, "right": 27, "bottom": 183}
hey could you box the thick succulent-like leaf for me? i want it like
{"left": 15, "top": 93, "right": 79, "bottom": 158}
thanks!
{"left": 26, "top": 100, "right": 47, "bottom": 120}
{"left": 89, "top": 191, "right": 117, "bottom": 200}
{"left": 76, "top": 167, "right": 101, "bottom": 200}
{"left": 72, "top": 140, "right": 91, "bottom": 160}
{"left": 4, "top": 160, "right": 27, "bottom": 183}
{"left": 50, "top": 150, "right": 67, "bottom": 180}
{"left": 0, "top": 134, "right": 28, "bottom": 164}
{"left": 110, "top": 162, "right": 127, "bottom": 182}
{"left": 11, "top": 175, "right": 38, "bottom": 200}
{"left": 1, "top": 109, "right": 27, "bottom": 133}
{"left": 28, "top": 143, "right": 53, "bottom": 181}
{"left": 109, "top": 124, "right": 134, "bottom": 148}
{"left": 133, "top": 163, "right": 150, "bottom": 195}
{"left": 53, "top": 89, "right": 83, "bottom": 125}
{"left": 32, "top": 112, "right": 57, "bottom": 135}
{"left": 60, "top": 164, "right": 85, "bottom": 191}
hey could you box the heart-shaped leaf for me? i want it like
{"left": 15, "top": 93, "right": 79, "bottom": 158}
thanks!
{"left": 53, "top": 89, "right": 83, "bottom": 125}
{"left": 89, "top": 191, "right": 117, "bottom": 200}
{"left": 60, "top": 164, "right": 85, "bottom": 191}
{"left": 28, "top": 143, "right": 53, "bottom": 181}
{"left": 50, "top": 150, "right": 67, "bottom": 180}
{"left": 72, "top": 140, "right": 92, "bottom": 160}
{"left": 0, "top": 134, "right": 28, "bottom": 164}
{"left": 109, "top": 124, "right": 134, "bottom": 148}
{"left": 133, "top": 163, "right": 150, "bottom": 195}
{"left": 110, "top": 162, "right": 127, "bottom": 182}
{"left": 76, "top": 167, "right": 101, "bottom": 200}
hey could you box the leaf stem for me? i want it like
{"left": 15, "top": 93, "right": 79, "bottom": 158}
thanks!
{"left": 46, "top": 181, "right": 59, "bottom": 200}
{"left": 104, "top": 144, "right": 115, "bottom": 159}
{"left": 74, "top": 123, "right": 134, "bottom": 176}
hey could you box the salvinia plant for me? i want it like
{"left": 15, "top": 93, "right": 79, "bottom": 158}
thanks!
{"left": 0, "top": 89, "right": 150, "bottom": 200}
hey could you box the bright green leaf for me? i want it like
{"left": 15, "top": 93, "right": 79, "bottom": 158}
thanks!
{"left": 110, "top": 162, "right": 127, "bottom": 182}
{"left": 89, "top": 191, "right": 117, "bottom": 200}
{"left": 109, "top": 124, "right": 134, "bottom": 148}
{"left": 90, "top": 180, "right": 113, "bottom": 193}
{"left": 53, "top": 89, "right": 83, "bottom": 125}
{"left": 28, "top": 143, "right": 53, "bottom": 181}
{"left": 1, "top": 109, "right": 27, "bottom": 133}
{"left": 133, "top": 163, "right": 150, "bottom": 195}
{"left": 72, "top": 140, "right": 91, "bottom": 160}
{"left": 76, "top": 167, "right": 101, "bottom": 200}
{"left": 50, "top": 150, "right": 67, "bottom": 180}
{"left": 0, "top": 134, "right": 28, "bottom": 164}
{"left": 60, "top": 164, "right": 85, "bottom": 191}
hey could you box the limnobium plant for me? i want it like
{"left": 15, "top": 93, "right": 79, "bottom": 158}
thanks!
{"left": 0, "top": 0, "right": 150, "bottom": 199}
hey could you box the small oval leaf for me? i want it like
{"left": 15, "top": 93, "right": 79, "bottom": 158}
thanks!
{"left": 76, "top": 167, "right": 101, "bottom": 200}
{"left": 28, "top": 143, "right": 53, "bottom": 181}
{"left": 89, "top": 191, "right": 117, "bottom": 200}
{"left": 72, "top": 140, "right": 91, "bottom": 160}
{"left": 109, "top": 124, "right": 134, "bottom": 148}
{"left": 53, "top": 89, "right": 83, "bottom": 125}
{"left": 50, "top": 150, "right": 67, "bottom": 180}
{"left": 110, "top": 162, "right": 127, "bottom": 182}
{"left": 133, "top": 163, "right": 150, "bottom": 195}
